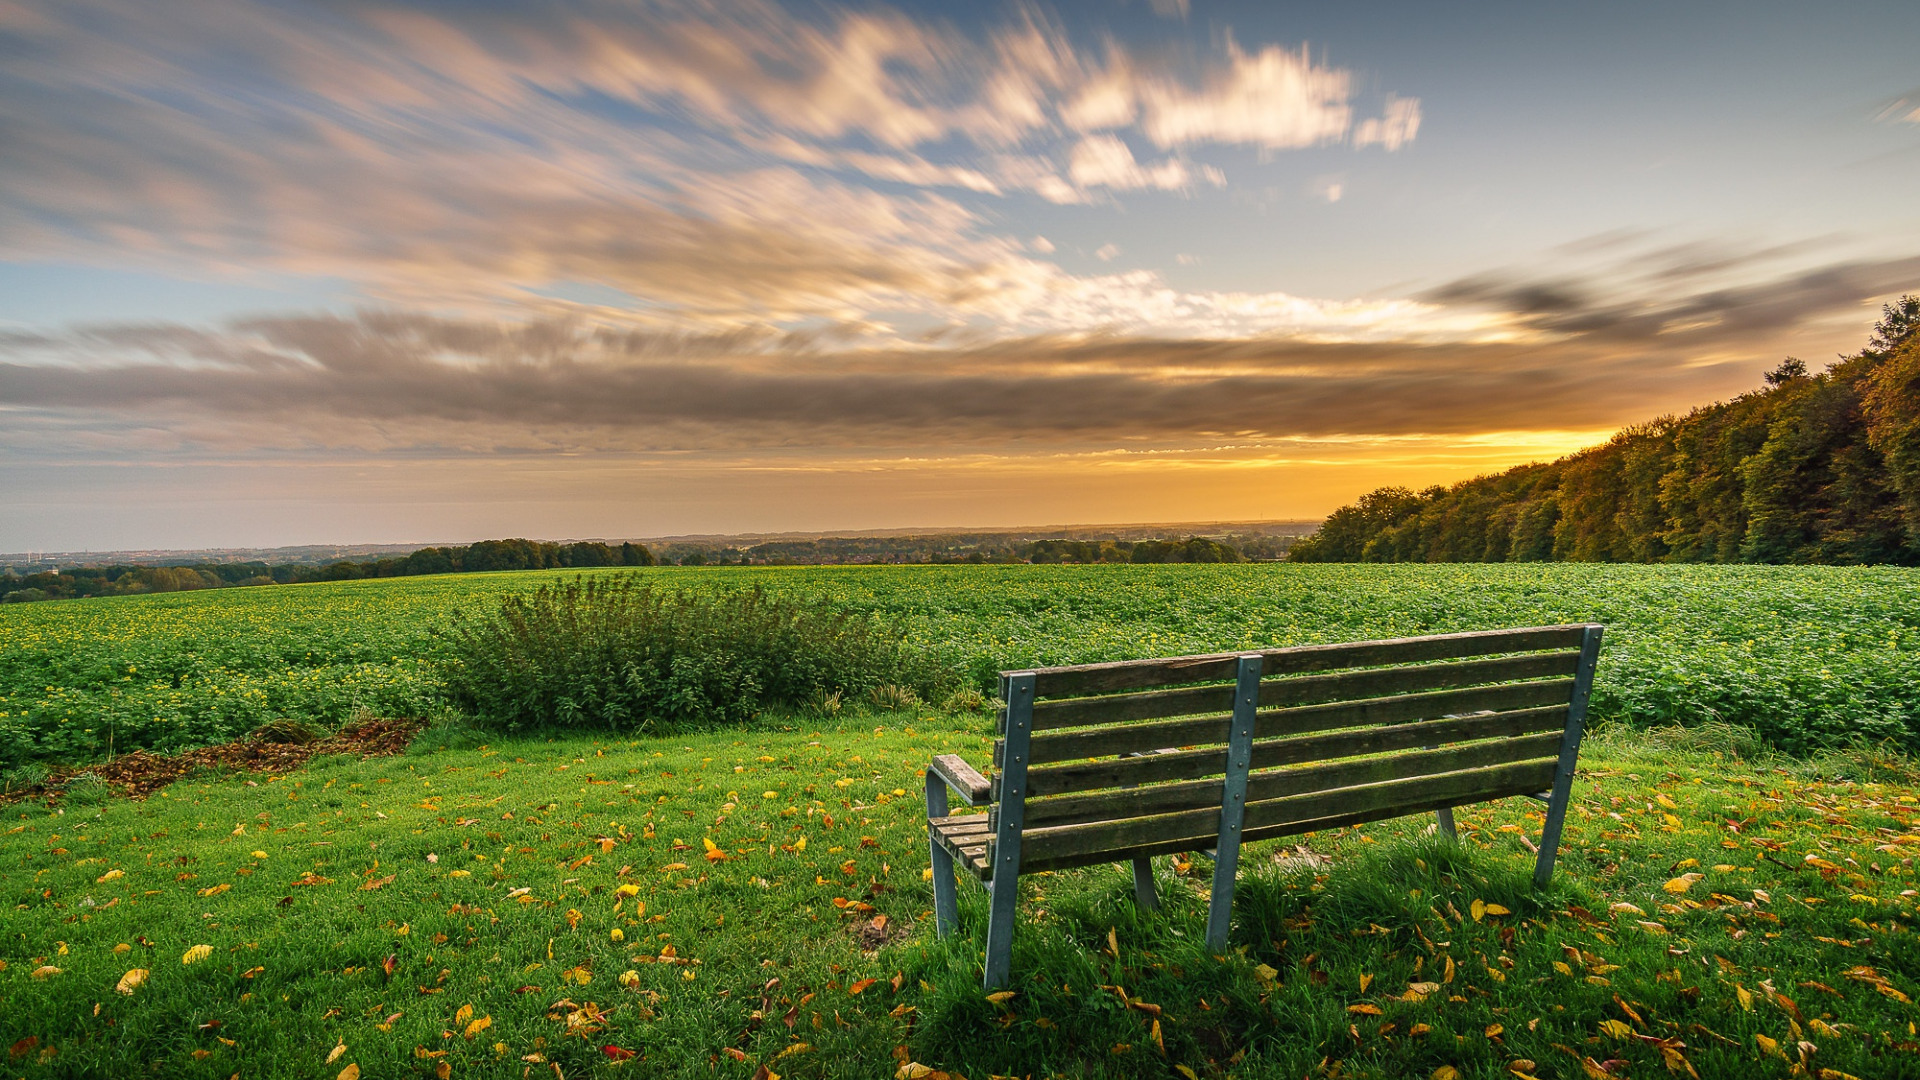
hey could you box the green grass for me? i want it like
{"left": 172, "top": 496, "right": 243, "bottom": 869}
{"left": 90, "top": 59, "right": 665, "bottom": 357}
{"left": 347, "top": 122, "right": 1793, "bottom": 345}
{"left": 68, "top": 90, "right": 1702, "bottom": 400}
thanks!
{"left": 5, "top": 563, "right": 1920, "bottom": 766}
{"left": 5, "top": 712, "right": 1920, "bottom": 1079}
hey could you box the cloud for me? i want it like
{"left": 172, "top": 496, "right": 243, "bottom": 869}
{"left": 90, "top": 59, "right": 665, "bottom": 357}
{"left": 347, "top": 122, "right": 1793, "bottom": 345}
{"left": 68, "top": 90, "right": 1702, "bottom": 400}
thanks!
{"left": 1094, "top": 243, "right": 1121, "bottom": 261}
{"left": 1067, "top": 135, "right": 1201, "bottom": 192}
{"left": 1135, "top": 43, "right": 1356, "bottom": 150}
{"left": 3, "top": 250, "right": 1904, "bottom": 467}
{"left": 0, "top": 0, "right": 1420, "bottom": 305}
{"left": 1353, "top": 95, "right": 1422, "bottom": 151}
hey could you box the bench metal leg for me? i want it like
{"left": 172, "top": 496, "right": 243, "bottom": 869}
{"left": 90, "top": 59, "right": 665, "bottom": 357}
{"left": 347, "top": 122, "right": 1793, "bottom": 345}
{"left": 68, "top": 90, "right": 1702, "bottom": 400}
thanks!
{"left": 1131, "top": 856, "right": 1158, "bottom": 910}
{"left": 925, "top": 773, "right": 958, "bottom": 937}
{"left": 983, "top": 672, "right": 1035, "bottom": 989}
{"left": 1534, "top": 625, "right": 1604, "bottom": 888}
{"left": 1435, "top": 806, "right": 1456, "bottom": 839}
{"left": 1205, "top": 655, "right": 1263, "bottom": 952}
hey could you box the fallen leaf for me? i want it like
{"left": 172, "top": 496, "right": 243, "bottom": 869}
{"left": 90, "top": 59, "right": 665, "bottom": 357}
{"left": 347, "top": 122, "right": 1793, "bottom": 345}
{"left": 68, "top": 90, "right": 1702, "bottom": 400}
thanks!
{"left": 114, "top": 968, "right": 148, "bottom": 995}
{"left": 463, "top": 1016, "right": 491, "bottom": 1039}
{"left": 985, "top": 991, "right": 1015, "bottom": 1005}
{"left": 1433, "top": 1067, "right": 1460, "bottom": 1080}
{"left": 1348, "top": 1004, "right": 1382, "bottom": 1015}
{"left": 1599, "top": 1020, "right": 1632, "bottom": 1039}
{"left": 1663, "top": 874, "right": 1704, "bottom": 895}
{"left": 603, "top": 1046, "right": 636, "bottom": 1061}
{"left": 338, "top": 1066, "right": 360, "bottom": 1080}
{"left": 96, "top": 869, "right": 124, "bottom": 883}
{"left": 1484, "top": 903, "right": 1511, "bottom": 916}
{"left": 182, "top": 945, "right": 213, "bottom": 966}
{"left": 848, "top": 978, "right": 876, "bottom": 995}
{"left": 29, "top": 966, "right": 59, "bottom": 980}
{"left": 326, "top": 1044, "right": 346, "bottom": 1065}
{"left": 1471, "top": 899, "right": 1487, "bottom": 922}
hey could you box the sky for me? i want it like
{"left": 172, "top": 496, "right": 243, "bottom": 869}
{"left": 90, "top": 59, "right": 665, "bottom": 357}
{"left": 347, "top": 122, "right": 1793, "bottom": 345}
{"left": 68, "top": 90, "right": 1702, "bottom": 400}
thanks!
{"left": 2, "top": 0, "right": 1918, "bottom": 551}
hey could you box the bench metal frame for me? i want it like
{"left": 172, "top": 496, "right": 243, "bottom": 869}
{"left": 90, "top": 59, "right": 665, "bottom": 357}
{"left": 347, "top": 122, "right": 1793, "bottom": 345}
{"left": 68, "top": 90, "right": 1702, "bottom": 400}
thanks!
{"left": 925, "top": 624, "right": 1604, "bottom": 988}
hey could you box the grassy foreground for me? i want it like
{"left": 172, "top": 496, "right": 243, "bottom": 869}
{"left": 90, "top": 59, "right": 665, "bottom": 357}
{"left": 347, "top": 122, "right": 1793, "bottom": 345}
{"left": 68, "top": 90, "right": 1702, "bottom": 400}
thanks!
{"left": 4, "top": 714, "right": 1920, "bottom": 1079}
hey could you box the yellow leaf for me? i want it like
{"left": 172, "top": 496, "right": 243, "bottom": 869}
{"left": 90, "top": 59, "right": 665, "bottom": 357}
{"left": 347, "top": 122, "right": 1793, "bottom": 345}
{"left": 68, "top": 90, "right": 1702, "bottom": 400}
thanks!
{"left": 114, "top": 968, "right": 148, "bottom": 995}
{"left": 1176, "top": 1067, "right": 1199, "bottom": 1080}
{"left": 338, "top": 1066, "right": 361, "bottom": 1080}
{"left": 1609, "top": 902, "right": 1645, "bottom": 916}
{"left": 1433, "top": 1067, "right": 1461, "bottom": 1080}
{"left": 1756, "top": 1033, "right": 1784, "bottom": 1059}
{"left": 1359, "top": 973, "right": 1373, "bottom": 993}
{"left": 1736, "top": 985, "right": 1753, "bottom": 1011}
{"left": 795, "top": 836, "right": 807, "bottom": 852}
{"left": 326, "top": 1043, "right": 346, "bottom": 1065}
{"left": 896, "top": 1065, "right": 934, "bottom": 1080}
{"left": 1553, "top": 961, "right": 1573, "bottom": 976}
{"left": 464, "top": 1016, "right": 491, "bottom": 1039}
{"left": 96, "top": 869, "right": 124, "bottom": 883}
{"left": 197, "top": 883, "right": 230, "bottom": 898}
{"left": 985, "top": 991, "right": 1016, "bottom": 1004}
{"left": 616, "top": 884, "right": 640, "bottom": 897}
{"left": 1484, "top": 903, "right": 1511, "bottom": 917}
{"left": 29, "top": 965, "right": 59, "bottom": 979}
{"left": 1107, "top": 927, "right": 1119, "bottom": 958}
{"left": 1470, "top": 899, "right": 1487, "bottom": 922}
{"left": 454, "top": 1004, "right": 473, "bottom": 1025}
{"left": 1348, "top": 1004, "right": 1382, "bottom": 1015}
{"left": 1663, "top": 873, "right": 1703, "bottom": 894}
{"left": 1409, "top": 1023, "right": 1431, "bottom": 1036}
{"left": 182, "top": 944, "right": 213, "bottom": 965}
{"left": 1656, "top": 794, "right": 1678, "bottom": 809}
{"left": 1485, "top": 1023, "right": 1503, "bottom": 1038}
{"left": 1254, "top": 963, "right": 1278, "bottom": 985}
{"left": 435, "top": 1063, "right": 450, "bottom": 1080}
{"left": 1599, "top": 1020, "right": 1632, "bottom": 1039}
{"left": 702, "top": 838, "right": 720, "bottom": 853}
{"left": 251, "top": 850, "right": 268, "bottom": 860}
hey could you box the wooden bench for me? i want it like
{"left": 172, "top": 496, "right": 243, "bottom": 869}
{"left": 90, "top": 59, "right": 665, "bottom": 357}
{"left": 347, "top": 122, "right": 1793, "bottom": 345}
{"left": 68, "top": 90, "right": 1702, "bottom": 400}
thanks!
{"left": 923, "top": 624, "right": 1604, "bottom": 987}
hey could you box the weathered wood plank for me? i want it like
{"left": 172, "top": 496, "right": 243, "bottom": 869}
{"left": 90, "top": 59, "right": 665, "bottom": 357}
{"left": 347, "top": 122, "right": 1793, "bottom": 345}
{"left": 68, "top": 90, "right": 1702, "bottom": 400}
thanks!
{"left": 1011, "top": 730, "right": 1563, "bottom": 830}
{"left": 1013, "top": 788, "right": 1532, "bottom": 875}
{"left": 929, "top": 754, "right": 990, "bottom": 805}
{"left": 1025, "top": 625, "right": 1591, "bottom": 698}
{"left": 1014, "top": 759, "right": 1557, "bottom": 868}
{"left": 1022, "top": 700, "right": 1568, "bottom": 796}
{"left": 1013, "top": 678, "right": 1574, "bottom": 770}
{"left": 1024, "top": 650, "right": 1580, "bottom": 732}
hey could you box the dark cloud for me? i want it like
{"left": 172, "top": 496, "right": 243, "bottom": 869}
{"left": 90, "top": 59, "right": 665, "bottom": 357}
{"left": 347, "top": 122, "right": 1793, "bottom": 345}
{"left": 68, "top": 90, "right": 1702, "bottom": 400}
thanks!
{"left": 1422, "top": 253, "right": 1920, "bottom": 345}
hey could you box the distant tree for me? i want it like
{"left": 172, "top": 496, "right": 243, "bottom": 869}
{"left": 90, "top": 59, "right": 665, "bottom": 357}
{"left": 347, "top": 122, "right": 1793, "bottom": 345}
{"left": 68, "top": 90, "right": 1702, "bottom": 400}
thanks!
{"left": 1763, "top": 357, "right": 1808, "bottom": 386}
{"left": 1869, "top": 295, "right": 1920, "bottom": 354}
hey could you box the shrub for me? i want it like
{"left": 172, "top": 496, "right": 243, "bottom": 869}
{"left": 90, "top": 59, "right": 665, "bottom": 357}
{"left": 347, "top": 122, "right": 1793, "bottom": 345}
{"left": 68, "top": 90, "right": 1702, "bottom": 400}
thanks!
{"left": 437, "top": 578, "right": 951, "bottom": 733}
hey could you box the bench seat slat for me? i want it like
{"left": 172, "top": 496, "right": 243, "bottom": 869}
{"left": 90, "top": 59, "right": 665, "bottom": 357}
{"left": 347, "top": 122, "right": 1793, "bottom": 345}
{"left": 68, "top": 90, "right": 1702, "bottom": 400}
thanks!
{"left": 1012, "top": 678, "right": 1574, "bottom": 770}
{"left": 1007, "top": 758, "right": 1558, "bottom": 870}
{"left": 1006, "top": 729, "right": 1565, "bottom": 831}
{"left": 1022, "top": 650, "right": 1580, "bottom": 733}
{"left": 1026, "top": 625, "right": 1590, "bottom": 698}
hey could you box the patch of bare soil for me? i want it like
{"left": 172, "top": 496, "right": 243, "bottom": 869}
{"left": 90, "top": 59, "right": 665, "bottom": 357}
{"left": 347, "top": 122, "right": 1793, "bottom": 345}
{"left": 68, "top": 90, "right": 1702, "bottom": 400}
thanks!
{"left": 4, "top": 717, "right": 426, "bottom": 805}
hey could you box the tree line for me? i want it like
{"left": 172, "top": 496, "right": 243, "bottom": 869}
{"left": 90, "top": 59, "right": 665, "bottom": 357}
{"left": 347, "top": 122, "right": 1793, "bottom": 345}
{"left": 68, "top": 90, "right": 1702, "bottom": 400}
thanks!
{"left": 1289, "top": 297, "right": 1920, "bottom": 564}
{"left": 0, "top": 538, "right": 655, "bottom": 603}
{"left": 0, "top": 532, "right": 1276, "bottom": 605}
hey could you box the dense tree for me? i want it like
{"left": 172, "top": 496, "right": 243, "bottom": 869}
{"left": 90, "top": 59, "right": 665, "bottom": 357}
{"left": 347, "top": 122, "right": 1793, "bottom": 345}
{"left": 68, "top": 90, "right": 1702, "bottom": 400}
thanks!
{"left": 1291, "top": 299, "right": 1920, "bottom": 565}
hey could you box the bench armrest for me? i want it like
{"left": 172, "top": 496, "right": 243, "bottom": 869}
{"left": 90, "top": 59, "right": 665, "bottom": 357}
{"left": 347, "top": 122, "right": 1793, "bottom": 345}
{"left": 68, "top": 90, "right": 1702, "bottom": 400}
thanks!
{"left": 929, "top": 754, "right": 991, "bottom": 807}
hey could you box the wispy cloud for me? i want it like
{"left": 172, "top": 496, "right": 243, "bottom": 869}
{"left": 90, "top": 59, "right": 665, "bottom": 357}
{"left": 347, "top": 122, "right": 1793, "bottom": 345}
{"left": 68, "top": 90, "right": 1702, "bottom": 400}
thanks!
{"left": 3, "top": 250, "right": 1905, "bottom": 470}
{"left": 0, "top": 0, "right": 1420, "bottom": 321}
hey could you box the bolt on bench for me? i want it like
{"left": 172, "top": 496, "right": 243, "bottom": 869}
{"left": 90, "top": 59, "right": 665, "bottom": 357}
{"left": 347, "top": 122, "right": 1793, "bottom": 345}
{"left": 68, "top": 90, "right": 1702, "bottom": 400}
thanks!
{"left": 923, "top": 624, "right": 1604, "bottom": 987}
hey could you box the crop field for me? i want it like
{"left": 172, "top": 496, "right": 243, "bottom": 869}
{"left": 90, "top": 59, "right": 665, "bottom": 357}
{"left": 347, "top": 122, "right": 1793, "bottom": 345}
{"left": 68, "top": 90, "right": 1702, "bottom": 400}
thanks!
{"left": 3, "top": 563, "right": 1919, "bottom": 769}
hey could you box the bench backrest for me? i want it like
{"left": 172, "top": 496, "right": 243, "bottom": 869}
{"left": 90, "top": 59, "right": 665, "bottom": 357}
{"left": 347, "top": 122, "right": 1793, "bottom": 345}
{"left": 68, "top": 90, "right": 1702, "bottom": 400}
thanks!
{"left": 990, "top": 625, "right": 1603, "bottom": 873}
